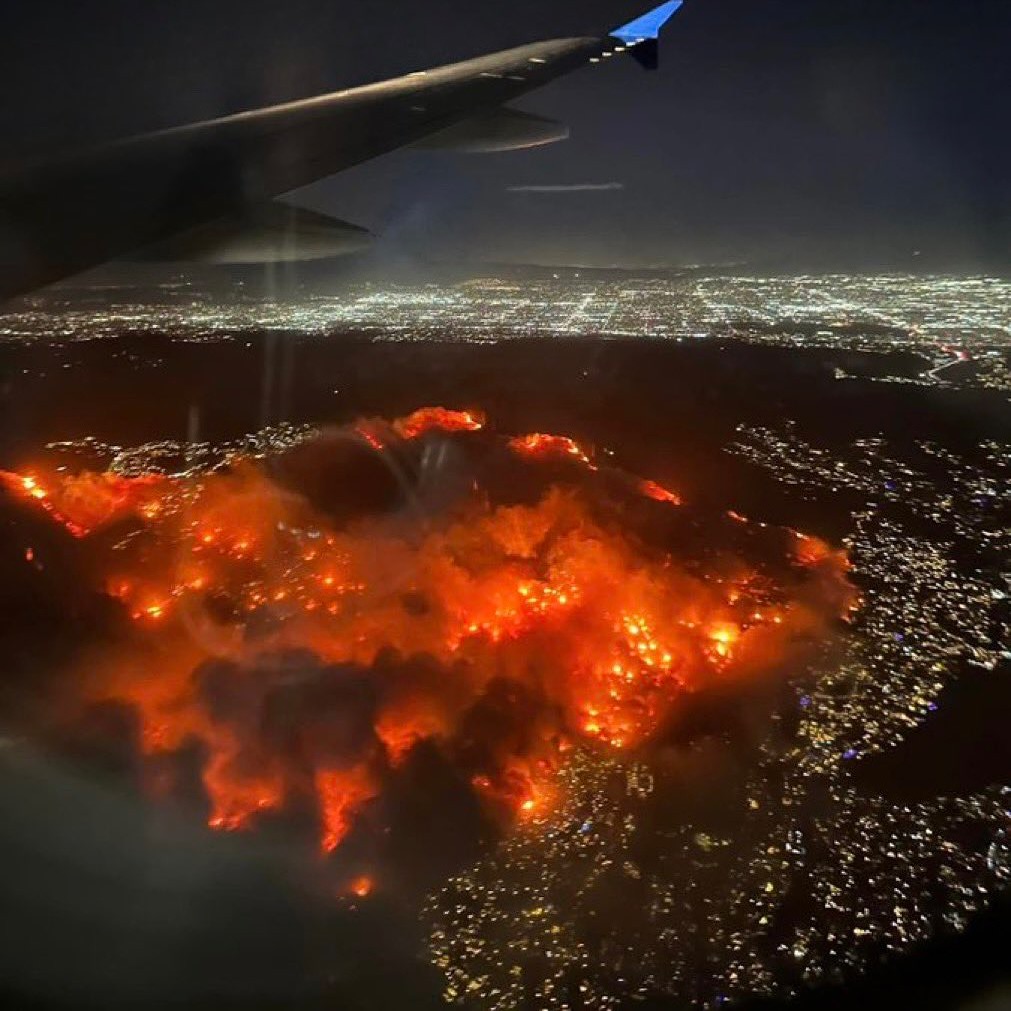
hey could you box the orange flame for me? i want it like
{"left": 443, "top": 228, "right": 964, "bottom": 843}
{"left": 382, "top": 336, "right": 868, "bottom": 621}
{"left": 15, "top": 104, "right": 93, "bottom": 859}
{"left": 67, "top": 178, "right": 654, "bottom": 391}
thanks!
{"left": 393, "top": 406, "right": 485, "bottom": 440}
{"left": 317, "top": 766, "right": 377, "bottom": 853}
{"left": 508, "top": 433, "right": 593, "bottom": 466}
{"left": 638, "top": 479, "right": 682, "bottom": 506}
{"left": 1, "top": 469, "right": 168, "bottom": 537}
{"left": 4, "top": 408, "right": 854, "bottom": 855}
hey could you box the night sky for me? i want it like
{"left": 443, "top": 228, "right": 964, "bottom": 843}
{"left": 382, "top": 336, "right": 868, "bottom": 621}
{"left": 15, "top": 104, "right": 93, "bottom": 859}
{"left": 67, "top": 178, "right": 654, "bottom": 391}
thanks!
{"left": 1, "top": 0, "right": 1008, "bottom": 270}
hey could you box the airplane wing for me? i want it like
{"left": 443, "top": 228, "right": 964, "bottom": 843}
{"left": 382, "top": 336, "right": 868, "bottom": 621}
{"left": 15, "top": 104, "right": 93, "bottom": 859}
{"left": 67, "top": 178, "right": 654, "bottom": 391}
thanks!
{"left": 0, "top": 1, "right": 685, "bottom": 301}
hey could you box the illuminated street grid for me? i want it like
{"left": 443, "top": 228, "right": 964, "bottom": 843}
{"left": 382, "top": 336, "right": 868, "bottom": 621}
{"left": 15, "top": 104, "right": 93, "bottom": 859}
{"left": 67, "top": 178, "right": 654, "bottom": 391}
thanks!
{"left": 424, "top": 416, "right": 1010, "bottom": 1008}
{"left": 727, "top": 425, "right": 1009, "bottom": 760}
{"left": 47, "top": 423, "right": 317, "bottom": 478}
{"left": 730, "top": 426, "right": 1010, "bottom": 553}
{"left": 3, "top": 273, "right": 1010, "bottom": 392}
{"left": 425, "top": 754, "right": 1008, "bottom": 1008}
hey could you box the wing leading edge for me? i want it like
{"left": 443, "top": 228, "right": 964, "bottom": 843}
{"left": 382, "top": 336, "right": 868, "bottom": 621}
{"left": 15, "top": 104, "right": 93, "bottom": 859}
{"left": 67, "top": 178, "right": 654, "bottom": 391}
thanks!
{"left": 0, "top": 2, "right": 688, "bottom": 299}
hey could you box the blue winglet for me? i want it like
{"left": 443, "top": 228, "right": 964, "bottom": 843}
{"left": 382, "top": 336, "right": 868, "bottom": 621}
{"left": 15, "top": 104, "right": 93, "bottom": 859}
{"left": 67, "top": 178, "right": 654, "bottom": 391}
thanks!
{"left": 611, "top": 0, "right": 684, "bottom": 43}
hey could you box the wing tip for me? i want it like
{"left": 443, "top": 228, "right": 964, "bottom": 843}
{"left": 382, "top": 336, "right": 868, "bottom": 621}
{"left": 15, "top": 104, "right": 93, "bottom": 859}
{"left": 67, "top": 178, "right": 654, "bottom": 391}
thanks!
{"left": 610, "top": 0, "right": 685, "bottom": 44}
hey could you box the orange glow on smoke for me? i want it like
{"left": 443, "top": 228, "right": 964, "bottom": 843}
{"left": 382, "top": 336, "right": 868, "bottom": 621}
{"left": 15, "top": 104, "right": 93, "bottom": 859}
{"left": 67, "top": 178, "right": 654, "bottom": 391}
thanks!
{"left": 2, "top": 408, "right": 854, "bottom": 855}
{"left": 348, "top": 875, "right": 373, "bottom": 898}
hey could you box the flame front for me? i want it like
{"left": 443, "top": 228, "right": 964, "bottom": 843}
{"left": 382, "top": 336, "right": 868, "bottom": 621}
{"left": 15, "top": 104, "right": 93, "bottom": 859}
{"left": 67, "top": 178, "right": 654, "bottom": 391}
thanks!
{"left": 2, "top": 408, "right": 853, "bottom": 855}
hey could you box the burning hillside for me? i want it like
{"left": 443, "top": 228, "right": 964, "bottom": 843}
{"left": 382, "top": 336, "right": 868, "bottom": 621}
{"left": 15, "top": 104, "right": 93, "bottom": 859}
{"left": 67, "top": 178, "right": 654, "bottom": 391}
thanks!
{"left": 1, "top": 408, "right": 853, "bottom": 863}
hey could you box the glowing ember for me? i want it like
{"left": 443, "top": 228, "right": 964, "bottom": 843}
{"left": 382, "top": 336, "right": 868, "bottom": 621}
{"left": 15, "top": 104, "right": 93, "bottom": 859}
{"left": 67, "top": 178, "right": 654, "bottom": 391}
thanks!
{"left": 2, "top": 408, "right": 853, "bottom": 856}
{"left": 355, "top": 425, "right": 386, "bottom": 451}
{"left": 348, "top": 875, "right": 373, "bottom": 898}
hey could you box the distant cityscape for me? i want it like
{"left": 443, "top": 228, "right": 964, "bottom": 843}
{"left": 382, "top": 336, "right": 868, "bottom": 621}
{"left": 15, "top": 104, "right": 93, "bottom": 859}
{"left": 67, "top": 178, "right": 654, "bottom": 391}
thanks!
{"left": 3, "top": 273, "right": 1010, "bottom": 395}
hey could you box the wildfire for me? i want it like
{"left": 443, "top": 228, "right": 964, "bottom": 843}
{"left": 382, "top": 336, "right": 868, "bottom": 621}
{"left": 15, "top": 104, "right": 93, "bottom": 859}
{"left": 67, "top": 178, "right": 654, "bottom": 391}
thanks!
{"left": 708, "top": 623, "right": 740, "bottom": 661}
{"left": 0, "top": 468, "right": 169, "bottom": 538}
{"left": 348, "top": 875, "right": 374, "bottom": 898}
{"left": 508, "top": 433, "right": 593, "bottom": 467}
{"left": 638, "top": 479, "right": 682, "bottom": 506}
{"left": 393, "top": 406, "right": 485, "bottom": 440}
{"left": 793, "top": 531, "right": 849, "bottom": 570}
{"left": 317, "top": 766, "right": 377, "bottom": 854}
{"left": 2, "top": 408, "right": 854, "bottom": 856}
